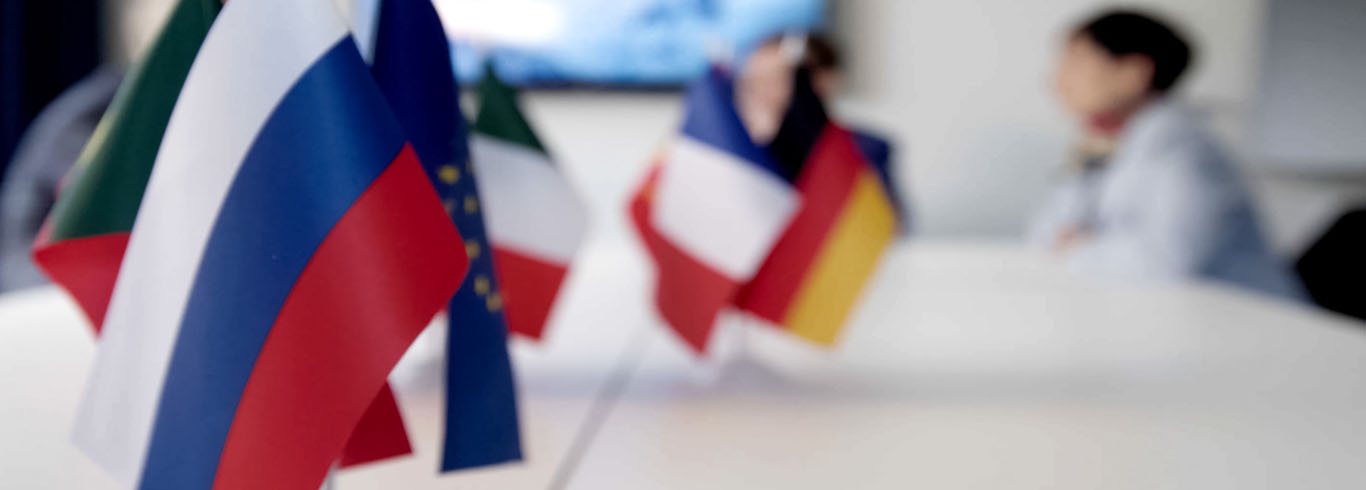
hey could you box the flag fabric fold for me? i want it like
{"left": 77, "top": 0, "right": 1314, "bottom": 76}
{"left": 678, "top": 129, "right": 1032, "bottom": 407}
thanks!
{"left": 69, "top": 1, "right": 467, "bottom": 489}
{"left": 632, "top": 67, "right": 896, "bottom": 353}
{"left": 735, "top": 68, "right": 898, "bottom": 345}
{"left": 369, "top": 0, "right": 524, "bottom": 472}
{"left": 471, "top": 64, "right": 588, "bottom": 340}
{"left": 629, "top": 67, "right": 801, "bottom": 353}
{"left": 33, "top": 0, "right": 413, "bottom": 471}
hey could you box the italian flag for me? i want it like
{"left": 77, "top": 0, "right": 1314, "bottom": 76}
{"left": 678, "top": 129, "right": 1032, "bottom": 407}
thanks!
{"left": 31, "top": 0, "right": 411, "bottom": 469}
{"left": 470, "top": 65, "right": 588, "bottom": 340}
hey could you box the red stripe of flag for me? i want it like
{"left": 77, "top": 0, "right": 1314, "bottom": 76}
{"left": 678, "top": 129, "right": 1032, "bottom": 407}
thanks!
{"left": 32, "top": 208, "right": 414, "bottom": 469}
{"left": 735, "top": 125, "right": 863, "bottom": 325}
{"left": 493, "top": 247, "right": 570, "bottom": 340}
{"left": 338, "top": 384, "right": 411, "bottom": 468}
{"left": 212, "top": 148, "right": 466, "bottom": 490}
{"left": 31, "top": 230, "right": 131, "bottom": 332}
{"left": 629, "top": 164, "right": 738, "bottom": 353}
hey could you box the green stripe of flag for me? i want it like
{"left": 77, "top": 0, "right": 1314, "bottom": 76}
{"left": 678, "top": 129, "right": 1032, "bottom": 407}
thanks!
{"left": 46, "top": 0, "right": 219, "bottom": 242}
{"left": 472, "top": 63, "right": 547, "bottom": 155}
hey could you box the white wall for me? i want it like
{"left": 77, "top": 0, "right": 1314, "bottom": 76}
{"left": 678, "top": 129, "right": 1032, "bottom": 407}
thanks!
{"left": 1248, "top": 0, "right": 1366, "bottom": 169}
{"left": 514, "top": 92, "right": 681, "bottom": 248}
{"left": 828, "top": 0, "right": 1269, "bottom": 237}
{"left": 110, "top": 0, "right": 1273, "bottom": 241}
{"left": 1241, "top": 0, "right": 1366, "bottom": 255}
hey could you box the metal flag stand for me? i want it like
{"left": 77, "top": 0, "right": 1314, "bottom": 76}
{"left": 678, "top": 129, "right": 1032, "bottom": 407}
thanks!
{"left": 544, "top": 326, "right": 654, "bottom": 490}
{"left": 543, "top": 310, "right": 765, "bottom": 490}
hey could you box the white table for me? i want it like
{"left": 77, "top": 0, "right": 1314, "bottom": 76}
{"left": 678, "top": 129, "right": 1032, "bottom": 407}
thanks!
{"left": 4, "top": 241, "right": 1365, "bottom": 489}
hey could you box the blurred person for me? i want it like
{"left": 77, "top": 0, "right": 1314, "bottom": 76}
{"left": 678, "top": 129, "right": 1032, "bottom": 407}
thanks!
{"left": 737, "top": 34, "right": 841, "bottom": 144}
{"left": 1031, "top": 10, "right": 1303, "bottom": 299}
{"left": 737, "top": 33, "right": 906, "bottom": 230}
{"left": 1, "top": 0, "right": 101, "bottom": 180}
{"left": 0, "top": 0, "right": 177, "bottom": 293}
{"left": 1, "top": 68, "right": 122, "bottom": 292}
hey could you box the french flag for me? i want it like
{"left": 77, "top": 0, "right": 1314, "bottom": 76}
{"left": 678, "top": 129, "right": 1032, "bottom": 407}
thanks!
{"left": 71, "top": 1, "right": 467, "bottom": 489}
{"left": 630, "top": 68, "right": 801, "bottom": 353}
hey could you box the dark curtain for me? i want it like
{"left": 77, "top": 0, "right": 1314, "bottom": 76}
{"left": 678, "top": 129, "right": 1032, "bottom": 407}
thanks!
{"left": 0, "top": 0, "right": 102, "bottom": 180}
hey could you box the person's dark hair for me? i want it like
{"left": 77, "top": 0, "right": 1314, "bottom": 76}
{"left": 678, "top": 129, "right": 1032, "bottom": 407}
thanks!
{"left": 1075, "top": 10, "right": 1193, "bottom": 92}
{"left": 800, "top": 35, "right": 841, "bottom": 72}
{"left": 758, "top": 33, "right": 842, "bottom": 72}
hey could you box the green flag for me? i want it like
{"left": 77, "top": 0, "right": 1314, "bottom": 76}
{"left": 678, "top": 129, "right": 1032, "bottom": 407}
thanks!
{"left": 32, "top": 0, "right": 220, "bottom": 329}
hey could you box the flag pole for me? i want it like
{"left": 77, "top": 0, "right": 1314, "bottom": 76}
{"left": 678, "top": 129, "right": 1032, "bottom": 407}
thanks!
{"left": 729, "top": 310, "right": 754, "bottom": 367}
{"left": 545, "top": 327, "right": 653, "bottom": 490}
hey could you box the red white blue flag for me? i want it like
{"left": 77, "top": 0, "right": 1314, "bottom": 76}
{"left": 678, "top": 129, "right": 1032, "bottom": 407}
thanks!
{"left": 71, "top": 0, "right": 467, "bottom": 489}
{"left": 630, "top": 68, "right": 801, "bottom": 352}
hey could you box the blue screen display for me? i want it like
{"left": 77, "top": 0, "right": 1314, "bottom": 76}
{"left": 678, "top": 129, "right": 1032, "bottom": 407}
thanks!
{"left": 430, "top": 0, "right": 826, "bottom": 86}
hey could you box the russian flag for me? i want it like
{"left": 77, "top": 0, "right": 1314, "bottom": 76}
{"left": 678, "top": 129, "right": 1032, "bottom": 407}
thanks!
{"left": 71, "top": 1, "right": 467, "bottom": 489}
{"left": 630, "top": 68, "right": 801, "bottom": 353}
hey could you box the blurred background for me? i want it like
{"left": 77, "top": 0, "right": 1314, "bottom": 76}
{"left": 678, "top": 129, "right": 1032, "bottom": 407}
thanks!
{"left": 4, "top": 1, "right": 1366, "bottom": 488}
{"left": 4, "top": 0, "right": 1364, "bottom": 254}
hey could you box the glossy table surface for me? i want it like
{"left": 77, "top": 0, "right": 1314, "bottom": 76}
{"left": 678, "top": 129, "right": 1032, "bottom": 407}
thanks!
{"left": 4, "top": 241, "right": 1365, "bottom": 489}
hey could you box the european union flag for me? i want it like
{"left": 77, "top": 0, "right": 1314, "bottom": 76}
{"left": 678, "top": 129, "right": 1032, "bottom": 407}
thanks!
{"left": 371, "top": 0, "right": 522, "bottom": 471}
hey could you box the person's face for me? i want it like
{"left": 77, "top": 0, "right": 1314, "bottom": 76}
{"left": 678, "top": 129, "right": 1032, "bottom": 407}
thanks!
{"left": 1053, "top": 34, "right": 1153, "bottom": 117}
{"left": 738, "top": 43, "right": 793, "bottom": 144}
{"left": 737, "top": 43, "right": 842, "bottom": 144}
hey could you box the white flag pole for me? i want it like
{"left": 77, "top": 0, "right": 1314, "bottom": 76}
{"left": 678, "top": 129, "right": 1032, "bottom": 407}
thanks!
{"left": 546, "top": 327, "right": 653, "bottom": 490}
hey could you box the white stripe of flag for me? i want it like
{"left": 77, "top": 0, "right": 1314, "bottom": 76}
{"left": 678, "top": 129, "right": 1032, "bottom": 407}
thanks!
{"left": 70, "top": 0, "right": 352, "bottom": 487}
{"left": 650, "top": 136, "right": 800, "bottom": 279}
{"left": 470, "top": 134, "right": 587, "bottom": 264}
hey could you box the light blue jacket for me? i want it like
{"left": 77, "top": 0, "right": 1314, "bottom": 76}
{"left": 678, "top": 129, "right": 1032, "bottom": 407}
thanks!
{"left": 1031, "top": 100, "right": 1305, "bottom": 300}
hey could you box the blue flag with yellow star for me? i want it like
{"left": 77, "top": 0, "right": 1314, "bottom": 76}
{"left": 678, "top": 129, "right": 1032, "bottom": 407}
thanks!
{"left": 371, "top": 0, "right": 522, "bottom": 471}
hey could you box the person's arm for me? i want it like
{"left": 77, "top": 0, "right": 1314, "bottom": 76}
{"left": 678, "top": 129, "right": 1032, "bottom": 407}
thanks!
{"left": 1027, "top": 173, "right": 1091, "bottom": 250}
{"left": 1068, "top": 142, "right": 1233, "bottom": 281}
{"left": 0, "top": 146, "right": 56, "bottom": 292}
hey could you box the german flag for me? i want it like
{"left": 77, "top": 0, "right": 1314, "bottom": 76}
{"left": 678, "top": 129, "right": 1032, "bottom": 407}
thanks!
{"left": 735, "top": 69, "right": 898, "bottom": 346}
